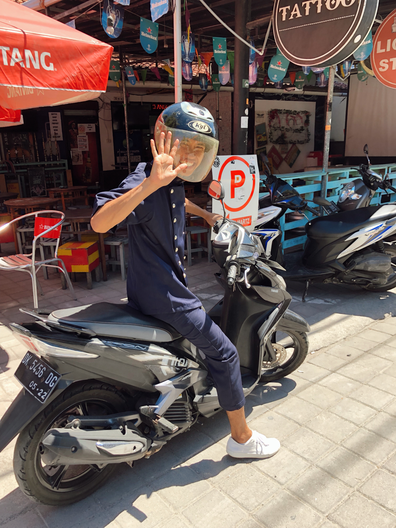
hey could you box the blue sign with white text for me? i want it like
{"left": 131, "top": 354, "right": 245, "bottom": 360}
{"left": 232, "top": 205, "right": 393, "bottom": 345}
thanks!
{"left": 150, "top": 0, "right": 168, "bottom": 22}
{"left": 182, "top": 32, "right": 195, "bottom": 63}
{"left": 268, "top": 52, "right": 289, "bottom": 82}
{"left": 126, "top": 67, "right": 136, "bottom": 85}
{"left": 353, "top": 31, "right": 373, "bottom": 61}
{"left": 102, "top": 0, "right": 124, "bottom": 39}
{"left": 140, "top": 17, "right": 159, "bottom": 54}
{"left": 213, "top": 37, "right": 227, "bottom": 67}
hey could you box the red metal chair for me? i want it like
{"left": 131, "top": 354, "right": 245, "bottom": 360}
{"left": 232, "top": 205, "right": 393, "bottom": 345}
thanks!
{"left": 0, "top": 211, "right": 75, "bottom": 310}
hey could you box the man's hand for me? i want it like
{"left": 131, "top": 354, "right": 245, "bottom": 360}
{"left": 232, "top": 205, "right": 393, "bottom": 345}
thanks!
{"left": 150, "top": 131, "right": 188, "bottom": 189}
{"left": 205, "top": 212, "right": 224, "bottom": 227}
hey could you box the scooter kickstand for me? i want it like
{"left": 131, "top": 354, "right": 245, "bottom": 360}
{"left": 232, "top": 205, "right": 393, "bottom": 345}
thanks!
{"left": 302, "top": 280, "right": 311, "bottom": 302}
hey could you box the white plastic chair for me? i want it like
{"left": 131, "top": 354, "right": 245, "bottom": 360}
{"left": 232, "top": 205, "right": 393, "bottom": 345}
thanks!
{"left": 0, "top": 211, "right": 75, "bottom": 310}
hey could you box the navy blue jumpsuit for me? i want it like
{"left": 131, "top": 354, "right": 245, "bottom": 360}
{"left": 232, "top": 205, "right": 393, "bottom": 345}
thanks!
{"left": 93, "top": 162, "right": 245, "bottom": 411}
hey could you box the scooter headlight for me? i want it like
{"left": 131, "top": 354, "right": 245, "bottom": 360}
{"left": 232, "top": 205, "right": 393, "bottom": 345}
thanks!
{"left": 339, "top": 182, "right": 362, "bottom": 202}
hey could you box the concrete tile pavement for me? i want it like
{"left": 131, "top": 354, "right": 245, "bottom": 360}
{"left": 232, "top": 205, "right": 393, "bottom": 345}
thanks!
{"left": 0, "top": 252, "right": 396, "bottom": 527}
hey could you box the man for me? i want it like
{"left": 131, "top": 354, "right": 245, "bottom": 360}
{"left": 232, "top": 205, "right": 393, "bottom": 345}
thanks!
{"left": 91, "top": 102, "right": 280, "bottom": 459}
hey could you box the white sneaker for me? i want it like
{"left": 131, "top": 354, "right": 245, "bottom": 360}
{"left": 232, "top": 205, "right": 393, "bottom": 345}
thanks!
{"left": 226, "top": 430, "right": 280, "bottom": 459}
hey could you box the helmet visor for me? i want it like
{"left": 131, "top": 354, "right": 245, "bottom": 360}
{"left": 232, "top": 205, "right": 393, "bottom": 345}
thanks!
{"left": 167, "top": 129, "right": 219, "bottom": 183}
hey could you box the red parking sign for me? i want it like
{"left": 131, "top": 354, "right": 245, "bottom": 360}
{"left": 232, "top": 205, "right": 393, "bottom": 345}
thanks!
{"left": 212, "top": 155, "right": 259, "bottom": 229}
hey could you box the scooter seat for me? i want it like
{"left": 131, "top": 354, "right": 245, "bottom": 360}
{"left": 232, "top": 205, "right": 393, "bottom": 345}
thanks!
{"left": 306, "top": 206, "right": 381, "bottom": 240}
{"left": 48, "top": 303, "right": 181, "bottom": 342}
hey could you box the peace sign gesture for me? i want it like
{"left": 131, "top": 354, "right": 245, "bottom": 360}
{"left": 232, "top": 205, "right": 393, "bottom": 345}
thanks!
{"left": 150, "top": 131, "right": 187, "bottom": 189}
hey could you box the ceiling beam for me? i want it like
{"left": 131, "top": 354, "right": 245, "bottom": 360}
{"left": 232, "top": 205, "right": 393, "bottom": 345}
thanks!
{"left": 53, "top": 0, "right": 100, "bottom": 21}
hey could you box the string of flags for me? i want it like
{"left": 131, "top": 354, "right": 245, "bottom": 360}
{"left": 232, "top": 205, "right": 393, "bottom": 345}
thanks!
{"left": 105, "top": 0, "right": 377, "bottom": 89}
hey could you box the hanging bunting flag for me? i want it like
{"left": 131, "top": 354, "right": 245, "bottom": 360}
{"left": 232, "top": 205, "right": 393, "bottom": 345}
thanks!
{"left": 274, "top": 80, "right": 283, "bottom": 89}
{"left": 341, "top": 59, "right": 352, "bottom": 78}
{"left": 115, "top": 0, "right": 130, "bottom": 4}
{"left": 302, "top": 66, "right": 311, "bottom": 75}
{"left": 211, "top": 73, "right": 221, "bottom": 92}
{"left": 268, "top": 52, "right": 289, "bottom": 82}
{"left": 151, "top": 67, "right": 161, "bottom": 81}
{"left": 150, "top": 0, "right": 168, "bottom": 22}
{"left": 201, "top": 52, "right": 213, "bottom": 69}
{"left": 162, "top": 60, "right": 174, "bottom": 76}
{"left": 360, "top": 57, "right": 374, "bottom": 77}
{"left": 307, "top": 71, "right": 316, "bottom": 86}
{"left": 227, "top": 51, "right": 235, "bottom": 72}
{"left": 323, "top": 67, "right": 330, "bottom": 79}
{"left": 249, "top": 61, "right": 257, "bottom": 85}
{"left": 109, "top": 59, "right": 121, "bottom": 82}
{"left": 357, "top": 62, "right": 369, "bottom": 82}
{"left": 353, "top": 31, "right": 373, "bottom": 61}
{"left": 257, "top": 52, "right": 266, "bottom": 69}
{"left": 102, "top": 0, "right": 124, "bottom": 39}
{"left": 134, "top": 70, "right": 140, "bottom": 82}
{"left": 141, "top": 69, "right": 147, "bottom": 84}
{"left": 249, "top": 40, "right": 256, "bottom": 65}
{"left": 257, "top": 67, "right": 265, "bottom": 87}
{"left": 169, "top": 74, "right": 174, "bottom": 86}
{"left": 289, "top": 71, "right": 296, "bottom": 85}
{"left": 219, "top": 60, "right": 230, "bottom": 85}
{"left": 295, "top": 71, "right": 305, "bottom": 89}
{"left": 197, "top": 51, "right": 202, "bottom": 69}
{"left": 213, "top": 37, "right": 227, "bottom": 67}
{"left": 182, "top": 32, "right": 195, "bottom": 63}
{"left": 182, "top": 60, "right": 193, "bottom": 81}
{"left": 66, "top": 20, "right": 76, "bottom": 29}
{"left": 199, "top": 72, "right": 208, "bottom": 91}
{"left": 140, "top": 17, "right": 159, "bottom": 54}
{"left": 317, "top": 72, "right": 328, "bottom": 87}
{"left": 311, "top": 66, "right": 325, "bottom": 74}
{"left": 125, "top": 66, "right": 136, "bottom": 85}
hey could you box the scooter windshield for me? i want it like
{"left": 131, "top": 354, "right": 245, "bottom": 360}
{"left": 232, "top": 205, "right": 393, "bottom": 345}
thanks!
{"left": 266, "top": 178, "right": 305, "bottom": 209}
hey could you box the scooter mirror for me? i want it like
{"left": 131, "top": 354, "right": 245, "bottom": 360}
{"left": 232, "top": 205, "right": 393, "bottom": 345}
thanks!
{"left": 208, "top": 181, "right": 225, "bottom": 201}
{"left": 363, "top": 144, "right": 371, "bottom": 165}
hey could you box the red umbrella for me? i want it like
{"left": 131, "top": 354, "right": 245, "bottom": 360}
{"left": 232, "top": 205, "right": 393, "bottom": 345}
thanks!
{"left": 0, "top": 105, "right": 22, "bottom": 126}
{"left": 0, "top": 0, "right": 113, "bottom": 110}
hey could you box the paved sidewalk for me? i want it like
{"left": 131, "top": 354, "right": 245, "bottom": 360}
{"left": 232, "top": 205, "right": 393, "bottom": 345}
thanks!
{"left": 0, "top": 253, "right": 396, "bottom": 528}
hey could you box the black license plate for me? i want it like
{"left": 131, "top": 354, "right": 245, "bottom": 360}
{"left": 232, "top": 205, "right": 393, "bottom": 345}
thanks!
{"left": 15, "top": 351, "right": 60, "bottom": 404}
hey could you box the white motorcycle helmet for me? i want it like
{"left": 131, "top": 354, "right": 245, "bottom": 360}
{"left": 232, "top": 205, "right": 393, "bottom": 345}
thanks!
{"left": 154, "top": 102, "right": 219, "bottom": 183}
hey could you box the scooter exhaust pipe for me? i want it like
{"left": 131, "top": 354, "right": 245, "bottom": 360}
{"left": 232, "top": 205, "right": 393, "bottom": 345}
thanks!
{"left": 41, "top": 426, "right": 151, "bottom": 466}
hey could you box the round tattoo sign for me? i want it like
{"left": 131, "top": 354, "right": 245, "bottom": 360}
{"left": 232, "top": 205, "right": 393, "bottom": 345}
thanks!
{"left": 273, "top": 0, "right": 379, "bottom": 67}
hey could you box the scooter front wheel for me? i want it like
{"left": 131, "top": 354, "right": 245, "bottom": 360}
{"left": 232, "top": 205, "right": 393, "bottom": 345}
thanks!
{"left": 13, "top": 382, "right": 128, "bottom": 506}
{"left": 260, "top": 329, "right": 308, "bottom": 382}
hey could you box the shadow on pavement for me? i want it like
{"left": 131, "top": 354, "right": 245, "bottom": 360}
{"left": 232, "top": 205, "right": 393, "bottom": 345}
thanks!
{"left": 0, "top": 378, "right": 295, "bottom": 526}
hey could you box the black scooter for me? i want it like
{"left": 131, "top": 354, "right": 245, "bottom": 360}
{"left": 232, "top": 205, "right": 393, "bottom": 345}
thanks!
{"left": 0, "top": 180, "right": 309, "bottom": 506}
{"left": 315, "top": 145, "right": 396, "bottom": 216}
{"left": 254, "top": 165, "right": 396, "bottom": 300}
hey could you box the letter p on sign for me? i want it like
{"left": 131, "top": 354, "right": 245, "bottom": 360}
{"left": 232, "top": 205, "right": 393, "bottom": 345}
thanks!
{"left": 231, "top": 170, "right": 245, "bottom": 199}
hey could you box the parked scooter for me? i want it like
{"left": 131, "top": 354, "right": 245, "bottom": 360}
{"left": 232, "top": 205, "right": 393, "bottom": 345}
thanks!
{"left": 0, "top": 180, "right": 309, "bottom": 506}
{"left": 315, "top": 145, "right": 396, "bottom": 216}
{"left": 253, "top": 163, "right": 396, "bottom": 299}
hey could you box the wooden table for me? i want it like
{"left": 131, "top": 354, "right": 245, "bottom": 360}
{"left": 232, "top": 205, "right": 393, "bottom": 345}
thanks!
{"left": 47, "top": 186, "right": 88, "bottom": 210}
{"left": 4, "top": 196, "right": 61, "bottom": 252}
{"left": 64, "top": 209, "right": 107, "bottom": 281}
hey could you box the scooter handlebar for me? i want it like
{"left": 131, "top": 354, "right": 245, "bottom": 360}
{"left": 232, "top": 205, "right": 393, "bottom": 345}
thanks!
{"left": 227, "top": 262, "right": 238, "bottom": 287}
{"left": 305, "top": 205, "right": 320, "bottom": 217}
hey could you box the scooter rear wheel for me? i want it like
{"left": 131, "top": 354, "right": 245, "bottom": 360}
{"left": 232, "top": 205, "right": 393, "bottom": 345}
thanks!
{"left": 260, "top": 329, "right": 308, "bottom": 382}
{"left": 13, "top": 382, "right": 128, "bottom": 506}
{"left": 363, "top": 245, "right": 396, "bottom": 292}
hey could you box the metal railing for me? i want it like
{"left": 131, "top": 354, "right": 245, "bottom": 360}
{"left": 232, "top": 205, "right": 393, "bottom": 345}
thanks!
{"left": 259, "top": 164, "right": 396, "bottom": 252}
